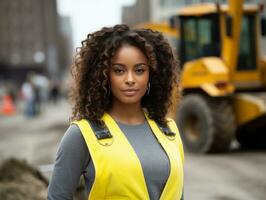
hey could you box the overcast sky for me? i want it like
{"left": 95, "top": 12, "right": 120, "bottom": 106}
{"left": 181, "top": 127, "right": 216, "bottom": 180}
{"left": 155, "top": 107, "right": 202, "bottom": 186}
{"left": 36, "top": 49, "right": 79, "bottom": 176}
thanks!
{"left": 57, "top": 0, "right": 135, "bottom": 49}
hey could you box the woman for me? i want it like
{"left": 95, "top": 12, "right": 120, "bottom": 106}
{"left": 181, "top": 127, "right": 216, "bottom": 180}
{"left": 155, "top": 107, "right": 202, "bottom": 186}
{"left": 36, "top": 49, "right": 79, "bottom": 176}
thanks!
{"left": 48, "top": 24, "right": 184, "bottom": 200}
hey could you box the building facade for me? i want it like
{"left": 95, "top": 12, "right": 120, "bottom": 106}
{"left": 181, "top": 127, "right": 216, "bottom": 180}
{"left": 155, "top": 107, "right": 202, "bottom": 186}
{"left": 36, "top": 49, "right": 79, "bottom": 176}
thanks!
{"left": 0, "top": 0, "right": 72, "bottom": 84}
{"left": 122, "top": 0, "right": 151, "bottom": 27}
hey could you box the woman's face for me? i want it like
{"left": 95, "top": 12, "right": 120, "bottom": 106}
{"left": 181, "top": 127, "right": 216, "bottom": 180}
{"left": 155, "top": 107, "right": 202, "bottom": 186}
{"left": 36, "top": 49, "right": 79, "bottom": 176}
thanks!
{"left": 109, "top": 44, "right": 149, "bottom": 106}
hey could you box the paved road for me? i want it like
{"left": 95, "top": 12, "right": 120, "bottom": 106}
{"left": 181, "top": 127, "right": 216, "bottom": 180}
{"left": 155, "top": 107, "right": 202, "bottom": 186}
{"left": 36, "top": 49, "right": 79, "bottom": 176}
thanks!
{"left": 184, "top": 151, "right": 266, "bottom": 200}
{"left": 0, "top": 100, "right": 70, "bottom": 165}
{"left": 0, "top": 100, "right": 266, "bottom": 200}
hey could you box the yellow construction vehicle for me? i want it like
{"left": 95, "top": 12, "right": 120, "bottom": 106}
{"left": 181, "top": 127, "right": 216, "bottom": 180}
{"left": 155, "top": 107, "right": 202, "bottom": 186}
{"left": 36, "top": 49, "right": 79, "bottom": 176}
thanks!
{"left": 140, "top": 0, "right": 266, "bottom": 153}
{"left": 173, "top": 0, "right": 266, "bottom": 153}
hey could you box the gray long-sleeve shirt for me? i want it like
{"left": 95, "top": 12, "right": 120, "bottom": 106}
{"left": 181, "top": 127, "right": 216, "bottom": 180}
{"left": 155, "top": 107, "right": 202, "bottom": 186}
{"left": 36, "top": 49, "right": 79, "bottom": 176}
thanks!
{"left": 48, "top": 121, "right": 183, "bottom": 200}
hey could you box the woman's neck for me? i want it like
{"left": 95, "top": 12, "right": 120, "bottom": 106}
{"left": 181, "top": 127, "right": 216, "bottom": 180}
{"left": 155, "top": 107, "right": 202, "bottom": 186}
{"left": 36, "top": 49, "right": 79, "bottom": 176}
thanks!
{"left": 108, "top": 102, "right": 145, "bottom": 125}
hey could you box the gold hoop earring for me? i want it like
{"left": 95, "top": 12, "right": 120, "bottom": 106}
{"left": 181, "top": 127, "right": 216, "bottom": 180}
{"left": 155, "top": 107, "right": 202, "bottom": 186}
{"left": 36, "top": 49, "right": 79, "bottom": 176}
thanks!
{"left": 147, "top": 82, "right": 150, "bottom": 95}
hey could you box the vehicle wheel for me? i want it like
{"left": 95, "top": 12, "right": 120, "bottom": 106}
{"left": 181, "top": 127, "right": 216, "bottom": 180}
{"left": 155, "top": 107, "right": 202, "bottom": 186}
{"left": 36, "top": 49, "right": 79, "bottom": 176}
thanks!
{"left": 177, "top": 94, "right": 235, "bottom": 153}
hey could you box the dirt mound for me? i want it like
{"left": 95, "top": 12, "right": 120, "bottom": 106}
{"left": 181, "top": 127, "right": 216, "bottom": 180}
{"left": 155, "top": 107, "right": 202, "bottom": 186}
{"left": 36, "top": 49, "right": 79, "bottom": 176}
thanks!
{"left": 0, "top": 158, "right": 48, "bottom": 200}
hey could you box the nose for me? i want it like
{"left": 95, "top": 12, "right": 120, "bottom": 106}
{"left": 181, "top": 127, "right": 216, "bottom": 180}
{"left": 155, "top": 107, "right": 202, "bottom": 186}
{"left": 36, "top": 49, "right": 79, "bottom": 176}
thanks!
{"left": 125, "top": 71, "right": 135, "bottom": 85}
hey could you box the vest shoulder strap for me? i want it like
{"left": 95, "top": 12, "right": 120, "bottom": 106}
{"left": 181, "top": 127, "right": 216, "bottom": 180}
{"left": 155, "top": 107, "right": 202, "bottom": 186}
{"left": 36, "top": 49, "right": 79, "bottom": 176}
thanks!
{"left": 158, "top": 123, "right": 176, "bottom": 137}
{"left": 88, "top": 119, "right": 174, "bottom": 140}
{"left": 87, "top": 120, "right": 112, "bottom": 140}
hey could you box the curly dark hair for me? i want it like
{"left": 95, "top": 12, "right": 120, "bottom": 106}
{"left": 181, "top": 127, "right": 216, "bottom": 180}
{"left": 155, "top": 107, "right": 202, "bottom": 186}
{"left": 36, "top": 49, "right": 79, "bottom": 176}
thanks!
{"left": 70, "top": 24, "right": 180, "bottom": 126}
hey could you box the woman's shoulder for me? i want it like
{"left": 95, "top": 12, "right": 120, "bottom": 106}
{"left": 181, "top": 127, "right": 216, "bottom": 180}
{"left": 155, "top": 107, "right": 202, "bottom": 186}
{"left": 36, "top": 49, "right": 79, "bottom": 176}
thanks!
{"left": 56, "top": 124, "right": 90, "bottom": 167}
{"left": 62, "top": 124, "right": 84, "bottom": 143}
{"left": 58, "top": 124, "right": 88, "bottom": 155}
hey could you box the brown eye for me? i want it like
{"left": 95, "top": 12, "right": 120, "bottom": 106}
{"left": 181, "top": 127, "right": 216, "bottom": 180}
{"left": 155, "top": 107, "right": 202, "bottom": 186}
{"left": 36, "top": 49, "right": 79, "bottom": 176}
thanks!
{"left": 135, "top": 64, "right": 147, "bottom": 75}
{"left": 112, "top": 65, "right": 125, "bottom": 75}
{"left": 114, "top": 69, "right": 124, "bottom": 74}
{"left": 135, "top": 68, "right": 145, "bottom": 74}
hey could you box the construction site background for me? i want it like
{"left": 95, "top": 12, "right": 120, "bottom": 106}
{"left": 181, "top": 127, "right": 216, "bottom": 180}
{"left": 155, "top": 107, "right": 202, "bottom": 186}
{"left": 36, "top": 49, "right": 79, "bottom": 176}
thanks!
{"left": 1, "top": 0, "right": 266, "bottom": 199}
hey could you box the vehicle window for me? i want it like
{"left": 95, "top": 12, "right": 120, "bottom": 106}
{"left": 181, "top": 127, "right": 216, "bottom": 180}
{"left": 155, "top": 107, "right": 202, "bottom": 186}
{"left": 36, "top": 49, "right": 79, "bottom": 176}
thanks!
{"left": 181, "top": 14, "right": 220, "bottom": 64}
{"left": 183, "top": 18, "right": 197, "bottom": 60}
{"left": 237, "top": 15, "right": 256, "bottom": 70}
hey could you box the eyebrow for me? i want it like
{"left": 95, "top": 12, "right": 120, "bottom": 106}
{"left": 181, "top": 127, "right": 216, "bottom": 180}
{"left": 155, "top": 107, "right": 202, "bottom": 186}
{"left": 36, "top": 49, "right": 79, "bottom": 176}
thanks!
{"left": 111, "top": 63, "right": 148, "bottom": 67}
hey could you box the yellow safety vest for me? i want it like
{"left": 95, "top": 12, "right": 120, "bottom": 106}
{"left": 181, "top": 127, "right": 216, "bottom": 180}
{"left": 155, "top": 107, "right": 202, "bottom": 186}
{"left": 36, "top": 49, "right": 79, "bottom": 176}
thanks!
{"left": 73, "top": 112, "right": 184, "bottom": 200}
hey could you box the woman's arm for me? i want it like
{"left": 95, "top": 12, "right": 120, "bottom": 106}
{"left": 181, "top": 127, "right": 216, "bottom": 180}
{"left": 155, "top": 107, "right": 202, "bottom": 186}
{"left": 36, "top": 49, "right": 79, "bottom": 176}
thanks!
{"left": 47, "top": 124, "right": 90, "bottom": 200}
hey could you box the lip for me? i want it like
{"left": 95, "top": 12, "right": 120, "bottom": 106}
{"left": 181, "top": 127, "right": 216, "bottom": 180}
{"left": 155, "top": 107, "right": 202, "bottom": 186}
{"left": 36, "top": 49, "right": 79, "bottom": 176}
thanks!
{"left": 122, "top": 89, "right": 139, "bottom": 96}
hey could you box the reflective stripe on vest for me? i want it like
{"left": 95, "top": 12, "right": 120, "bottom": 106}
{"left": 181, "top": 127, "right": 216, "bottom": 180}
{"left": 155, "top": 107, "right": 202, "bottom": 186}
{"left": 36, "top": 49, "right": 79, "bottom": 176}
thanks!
{"left": 72, "top": 112, "right": 184, "bottom": 200}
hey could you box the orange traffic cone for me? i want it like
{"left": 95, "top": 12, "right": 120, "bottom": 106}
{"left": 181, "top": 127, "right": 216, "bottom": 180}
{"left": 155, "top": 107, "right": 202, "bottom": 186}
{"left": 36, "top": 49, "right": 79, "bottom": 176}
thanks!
{"left": 0, "top": 95, "right": 16, "bottom": 116}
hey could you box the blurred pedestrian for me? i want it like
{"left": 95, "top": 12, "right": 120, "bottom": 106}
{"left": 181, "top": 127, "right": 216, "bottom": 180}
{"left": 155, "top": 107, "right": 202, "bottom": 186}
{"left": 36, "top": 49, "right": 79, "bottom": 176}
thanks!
{"left": 49, "top": 81, "right": 60, "bottom": 104}
{"left": 48, "top": 24, "right": 184, "bottom": 200}
{"left": 21, "top": 76, "right": 35, "bottom": 117}
{"left": 33, "top": 83, "right": 41, "bottom": 115}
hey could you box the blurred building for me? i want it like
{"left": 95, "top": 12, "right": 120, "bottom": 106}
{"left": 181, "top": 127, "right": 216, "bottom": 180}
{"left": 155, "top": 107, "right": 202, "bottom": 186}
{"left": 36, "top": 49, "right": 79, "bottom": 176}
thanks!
{"left": 150, "top": 0, "right": 184, "bottom": 22}
{"left": 58, "top": 16, "right": 74, "bottom": 78}
{"left": 0, "top": 0, "right": 73, "bottom": 85}
{"left": 122, "top": 0, "right": 194, "bottom": 26}
{"left": 122, "top": 0, "right": 150, "bottom": 27}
